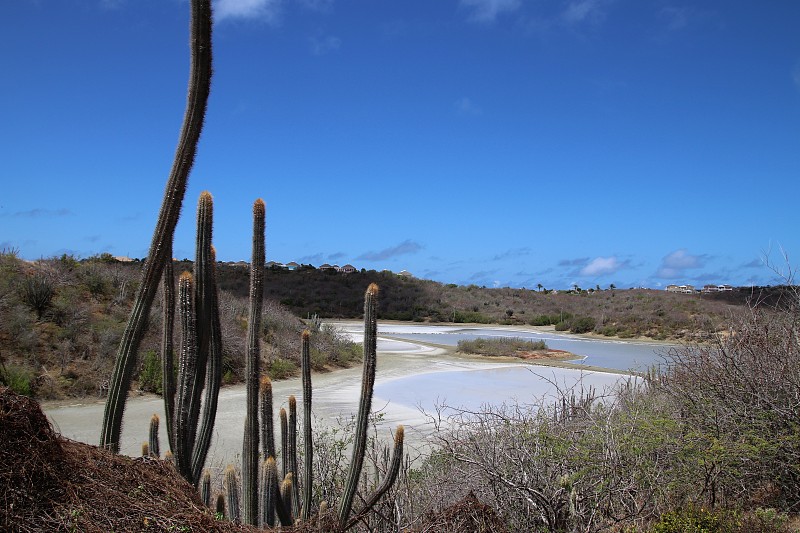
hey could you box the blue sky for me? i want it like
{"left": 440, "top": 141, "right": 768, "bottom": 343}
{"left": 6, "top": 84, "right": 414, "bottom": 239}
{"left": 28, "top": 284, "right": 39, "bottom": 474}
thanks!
{"left": 2, "top": 0, "right": 799, "bottom": 290}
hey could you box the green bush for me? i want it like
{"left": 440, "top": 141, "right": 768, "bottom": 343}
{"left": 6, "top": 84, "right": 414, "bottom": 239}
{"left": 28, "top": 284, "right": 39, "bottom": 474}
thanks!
{"left": 0, "top": 364, "right": 35, "bottom": 396}
{"left": 650, "top": 505, "right": 741, "bottom": 533}
{"left": 269, "top": 358, "right": 297, "bottom": 380}
{"left": 457, "top": 337, "right": 548, "bottom": 357}
{"left": 138, "top": 349, "right": 162, "bottom": 394}
{"left": 569, "top": 316, "right": 596, "bottom": 334}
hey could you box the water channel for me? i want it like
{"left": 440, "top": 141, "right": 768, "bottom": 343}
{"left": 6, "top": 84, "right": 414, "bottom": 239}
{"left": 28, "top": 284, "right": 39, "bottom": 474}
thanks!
{"left": 45, "top": 322, "right": 672, "bottom": 468}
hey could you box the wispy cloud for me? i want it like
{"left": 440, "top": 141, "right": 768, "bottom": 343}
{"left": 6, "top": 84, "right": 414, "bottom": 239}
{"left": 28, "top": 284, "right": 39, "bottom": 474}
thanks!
{"left": 558, "top": 257, "right": 589, "bottom": 267}
{"left": 328, "top": 252, "right": 346, "bottom": 261}
{"left": 3, "top": 208, "right": 73, "bottom": 218}
{"left": 357, "top": 239, "right": 423, "bottom": 261}
{"left": 579, "top": 256, "right": 630, "bottom": 277}
{"left": 309, "top": 34, "right": 341, "bottom": 55}
{"left": 215, "top": 0, "right": 282, "bottom": 23}
{"left": 562, "top": 0, "right": 606, "bottom": 24}
{"left": 455, "top": 97, "right": 483, "bottom": 115}
{"left": 742, "top": 258, "right": 764, "bottom": 269}
{"left": 656, "top": 249, "right": 709, "bottom": 279}
{"left": 297, "top": 0, "right": 334, "bottom": 13}
{"left": 299, "top": 253, "right": 325, "bottom": 264}
{"left": 460, "top": 0, "right": 521, "bottom": 23}
{"left": 659, "top": 6, "right": 693, "bottom": 31}
{"left": 492, "top": 247, "right": 530, "bottom": 261}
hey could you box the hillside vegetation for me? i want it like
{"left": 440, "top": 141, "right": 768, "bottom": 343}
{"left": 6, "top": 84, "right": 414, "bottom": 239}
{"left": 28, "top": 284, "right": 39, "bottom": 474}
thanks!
{"left": 0, "top": 251, "right": 787, "bottom": 400}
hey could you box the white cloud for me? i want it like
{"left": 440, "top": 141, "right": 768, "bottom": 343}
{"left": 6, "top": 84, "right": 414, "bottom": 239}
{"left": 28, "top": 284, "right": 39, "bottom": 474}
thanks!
{"left": 215, "top": 0, "right": 282, "bottom": 23}
{"left": 460, "top": 0, "right": 521, "bottom": 23}
{"left": 656, "top": 249, "right": 708, "bottom": 279}
{"left": 579, "top": 256, "right": 627, "bottom": 277}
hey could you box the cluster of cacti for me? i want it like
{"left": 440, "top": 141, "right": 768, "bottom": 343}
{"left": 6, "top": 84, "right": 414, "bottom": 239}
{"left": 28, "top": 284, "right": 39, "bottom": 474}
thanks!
{"left": 217, "top": 282, "right": 405, "bottom": 531}
{"left": 100, "top": 1, "right": 406, "bottom": 529}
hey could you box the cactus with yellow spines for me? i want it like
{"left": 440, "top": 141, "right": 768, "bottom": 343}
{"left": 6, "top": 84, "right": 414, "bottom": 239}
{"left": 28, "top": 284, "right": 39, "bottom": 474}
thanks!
{"left": 174, "top": 271, "right": 198, "bottom": 481}
{"left": 101, "top": 0, "right": 212, "bottom": 452}
{"left": 260, "top": 376, "right": 276, "bottom": 460}
{"left": 200, "top": 470, "right": 211, "bottom": 508}
{"left": 149, "top": 414, "right": 160, "bottom": 459}
{"left": 223, "top": 465, "right": 241, "bottom": 524}
{"left": 345, "top": 425, "right": 406, "bottom": 530}
{"left": 288, "top": 395, "right": 301, "bottom": 519}
{"left": 279, "top": 407, "right": 288, "bottom": 480}
{"left": 242, "top": 199, "right": 265, "bottom": 526}
{"left": 337, "top": 283, "right": 380, "bottom": 528}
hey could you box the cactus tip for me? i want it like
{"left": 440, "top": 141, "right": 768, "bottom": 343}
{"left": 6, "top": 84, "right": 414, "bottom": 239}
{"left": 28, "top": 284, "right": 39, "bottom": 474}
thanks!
{"left": 367, "top": 283, "right": 379, "bottom": 296}
{"left": 302, "top": 329, "right": 310, "bottom": 340}
{"left": 395, "top": 425, "right": 404, "bottom": 444}
{"left": 288, "top": 395, "right": 297, "bottom": 408}
{"left": 253, "top": 198, "right": 265, "bottom": 213}
{"left": 200, "top": 190, "right": 213, "bottom": 201}
{"left": 259, "top": 375, "right": 272, "bottom": 391}
{"left": 179, "top": 270, "right": 193, "bottom": 282}
{"left": 151, "top": 413, "right": 159, "bottom": 423}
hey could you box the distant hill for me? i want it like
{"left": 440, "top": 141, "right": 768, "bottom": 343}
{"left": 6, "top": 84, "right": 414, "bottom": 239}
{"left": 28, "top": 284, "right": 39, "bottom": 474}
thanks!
{"left": 204, "top": 262, "right": 786, "bottom": 340}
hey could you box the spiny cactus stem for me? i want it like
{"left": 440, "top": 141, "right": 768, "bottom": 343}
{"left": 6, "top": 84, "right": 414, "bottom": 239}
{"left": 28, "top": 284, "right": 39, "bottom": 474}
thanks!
{"left": 242, "top": 199, "right": 266, "bottom": 526}
{"left": 346, "top": 425, "right": 405, "bottom": 530}
{"left": 175, "top": 272, "right": 198, "bottom": 482}
{"left": 288, "top": 395, "right": 300, "bottom": 520}
{"left": 260, "top": 376, "right": 276, "bottom": 459}
{"left": 200, "top": 470, "right": 212, "bottom": 508}
{"left": 223, "top": 465, "right": 241, "bottom": 524}
{"left": 260, "top": 456, "right": 278, "bottom": 527}
{"left": 301, "top": 330, "right": 313, "bottom": 520}
{"left": 280, "top": 407, "right": 288, "bottom": 480}
{"left": 100, "top": 0, "right": 212, "bottom": 452}
{"left": 149, "top": 414, "right": 160, "bottom": 459}
{"left": 337, "top": 283, "right": 379, "bottom": 527}
{"left": 190, "top": 245, "right": 223, "bottom": 484}
{"left": 161, "top": 252, "right": 176, "bottom": 454}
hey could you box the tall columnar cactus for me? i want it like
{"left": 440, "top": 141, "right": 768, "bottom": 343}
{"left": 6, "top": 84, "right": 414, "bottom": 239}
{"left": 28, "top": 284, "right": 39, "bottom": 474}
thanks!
{"left": 224, "top": 465, "right": 241, "bottom": 524}
{"left": 259, "top": 456, "right": 278, "bottom": 527}
{"left": 149, "top": 414, "right": 160, "bottom": 459}
{"left": 200, "top": 470, "right": 212, "bottom": 508}
{"left": 161, "top": 248, "right": 176, "bottom": 454}
{"left": 100, "top": 0, "right": 212, "bottom": 452}
{"left": 190, "top": 243, "right": 223, "bottom": 484}
{"left": 175, "top": 271, "right": 199, "bottom": 480}
{"left": 260, "top": 376, "right": 276, "bottom": 460}
{"left": 288, "top": 395, "right": 301, "bottom": 519}
{"left": 300, "top": 330, "right": 313, "bottom": 520}
{"left": 345, "top": 425, "right": 405, "bottom": 531}
{"left": 279, "top": 407, "right": 289, "bottom": 480}
{"left": 242, "top": 199, "right": 266, "bottom": 526}
{"left": 281, "top": 473, "right": 295, "bottom": 524}
{"left": 337, "top": 283, "right": 380, "bottom": 527}
{"left": 155, "top": 195, "right": 223, "bottom": 487}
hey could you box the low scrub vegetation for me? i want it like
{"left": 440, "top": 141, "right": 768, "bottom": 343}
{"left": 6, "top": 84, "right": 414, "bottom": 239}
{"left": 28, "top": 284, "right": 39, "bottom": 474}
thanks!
{"left": 0, "top": 251, "right": 361, "bottom": 400}
{"left": 457, "top": 336, "right": 548, "bottom": 357}
{"left": 405, "top": 294, "right": 800, "bottom": 532}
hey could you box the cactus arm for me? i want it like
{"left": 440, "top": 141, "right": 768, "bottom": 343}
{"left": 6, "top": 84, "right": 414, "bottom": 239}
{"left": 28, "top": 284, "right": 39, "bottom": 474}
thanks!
{"left": 281, "top": 473, "right": 295, "bottom": 525}
{"left": 242, "top": 199, "right": 265, "bottom": 525}
{"left": 100, "top": 0, "right": 212, "bottom": 452}
{"left": 187, "top": 192, "right": 213, "bottom": 454}
{"left": 301, "top": 330, "right": 313, "bottom": 520}
{"left": 260, "top": 456, "right": 278, "bottom": 527}
{"left": 260, "top": 376, "right": 276, "bottom": 459}
{"left": 223, "top": 465, "right": 241, "bottom": 524}
{"left": 190, "top": 245, "right": 223, "bottom": 483}
{"left": 148, "top": 414, "right": 160, "bottom": 459}
{"left": 200, "top": 469, "right": 212, "bottom": 508}
{"left": 337, "top": 283, "right": 379, "bottom": 527}
{"left": 175, "top": 272, "right": 199, "bottom": 483}
{"left": 161, "top": 251, "right": 176, "bottom": 454}
{"left": 288, "top": 395, "right": 301, "bottom": 519}
{"left": 280, "top": 407, "right": 289, "bottom": 480}
{"left": 346, "top": 425, "right": 405, "bottom": 531}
